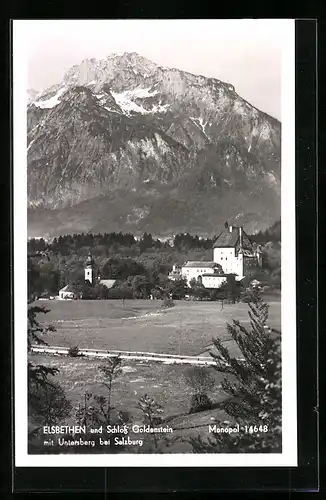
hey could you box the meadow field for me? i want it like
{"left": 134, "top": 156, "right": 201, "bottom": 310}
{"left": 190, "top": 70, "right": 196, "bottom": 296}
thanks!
{"left": 29, "top": 352, "right": 233, "bottom": 452}
{"left": 30, "top": 295, "right": 281, "bottom": 453}
{"left": 37, "top": 295, "right": 281, "bottom": 358}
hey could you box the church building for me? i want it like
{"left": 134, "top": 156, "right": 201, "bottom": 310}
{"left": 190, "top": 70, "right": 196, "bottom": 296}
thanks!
{"left": 84, "top": 251, "right": 116, "bottom": 289}
{"left": 84, "top": 251, "right": 95, "bottom": 284}
{"left": 58, "top": 251, "right": 116, "bottom": 299}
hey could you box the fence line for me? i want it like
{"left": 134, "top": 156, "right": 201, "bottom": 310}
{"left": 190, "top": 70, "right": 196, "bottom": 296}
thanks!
{"left": 30, "top": 344, "right": 242, "bottom": 367}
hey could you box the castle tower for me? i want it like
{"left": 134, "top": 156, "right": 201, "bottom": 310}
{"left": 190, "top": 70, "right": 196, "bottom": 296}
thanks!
{"left": 85, "top": 251, "right": 95, "bottom": 285}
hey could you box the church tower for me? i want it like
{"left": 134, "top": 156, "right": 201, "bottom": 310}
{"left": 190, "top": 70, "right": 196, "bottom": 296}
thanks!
{"left": 85, "top": 251, "right": 95, "bottom": 285}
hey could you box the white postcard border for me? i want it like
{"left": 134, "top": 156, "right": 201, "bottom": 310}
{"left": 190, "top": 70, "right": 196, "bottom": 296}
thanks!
{"left": 14, "top": 19, "right": 297, "bottom": 467}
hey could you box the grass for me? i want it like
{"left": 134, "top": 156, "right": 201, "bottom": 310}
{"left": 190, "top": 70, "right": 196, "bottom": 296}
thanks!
{"left": 29, "top": 352, "right": 231, "bottom": 453}
{"left": 30, "top": 353, "right": 227, "bottom": 417}
{"left": 37, "top": 297, "right": 281, "bottom": 357}
{"left": 30, "top": 295, "right": 281, "bottom": 453}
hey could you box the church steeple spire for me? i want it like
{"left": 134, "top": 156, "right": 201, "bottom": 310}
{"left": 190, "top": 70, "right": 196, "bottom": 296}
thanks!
{"left": 85, "top": 251, "right": 95, "bottom": 284}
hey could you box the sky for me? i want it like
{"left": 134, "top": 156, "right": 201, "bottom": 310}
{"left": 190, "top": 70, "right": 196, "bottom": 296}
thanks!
{"left": 23, "top": 19, "right": 289, "bottom": 120}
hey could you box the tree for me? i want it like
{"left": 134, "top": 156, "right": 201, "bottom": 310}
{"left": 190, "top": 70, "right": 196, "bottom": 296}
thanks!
{"left": 93, "top": 283, "right": 110, "bottom": 299}
{"left": 188, "top": 289, "right": 282, "bottom": 452}
{"left": 189, "top": 277, "right": 198, "bottom": 289}
{"left": 183, "top": 366, "right": 215, "bottom": 413}
{"left": 129, "top": 274, "right": 151, "bottom": 299}
{"left": 211, "top": 276, "right": 239, "bottom": 304}
{"left": 225, "top": 274, "right": 238, "bottom": 303}
{"left": 73, "top": 391, "right": 132, "bottom": 454}
{"left": 140, "top": 232, "right": 154, "bottom": 252}
{"left": 270, "top": 267, "right": 281, "bottom": 289}
{"left": 98, "top": 356, "right": 122, "bottom": 424}
{"left": 137, "top": 395, "right": 164, "bottom": 451}
{"left": 101, "top": 258, "right": 146, "bottom": 281}
{"left": 70, "top": 278, "right": 90, "bottom": 298}
{"left": 28, "top": 305, "right": 60, "bottom": 411}
{"left": 166, "top": 277, "right": 188, "bottom": 299}
{"left": 192, "top": 285, "right": 210, "bottom": 301}
{"left": 29, "top": 378, "right": 72, "bottom": 426}
{"left": 27, "top": 298, "right": 72, "bottom": 453}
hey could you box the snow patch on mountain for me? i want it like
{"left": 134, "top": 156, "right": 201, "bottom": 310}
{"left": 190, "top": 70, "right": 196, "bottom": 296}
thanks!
{"left": 139, "top": 138, "right": 161, "bottom": 162}
{"left": 154, "top": 133, "right": 170, "bottom": 154}
{"left": 126, "top": 87, "right": 158, "bottom": 98}
{"left": 111, "top": 91, "right": 148, "bottom": 114}
{"left": 266, "top": 172, "right": 277, "bottom": 186}
{"left": 260, "top": 123, "right": 272, "bottom": 140}
{"left": 111, "top": 88, "right": 168, "bottom": 115}
{"left": 210, "top": 174, "right": 217, "bottom": 187}
{"left": 27, "top": 138, "right": 35, "bottom": 152}
{"left": 190, "top": 116, "right": 208, "bottom": 136}
{"left": 34, "top": 87, "right": 67, "bottom": 109}
{"left": 233, "top": 100, "right": 247, "bottom": 114}
{"left": 151, "top": 102, "right": 169, "bottom": 113}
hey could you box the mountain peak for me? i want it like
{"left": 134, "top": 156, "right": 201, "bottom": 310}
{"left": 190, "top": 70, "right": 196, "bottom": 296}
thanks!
{"left": 27, "top": 53, "right": 281, "bottom": 237}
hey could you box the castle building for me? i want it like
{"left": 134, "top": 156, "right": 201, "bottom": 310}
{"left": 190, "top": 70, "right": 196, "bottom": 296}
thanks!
{"left": 213, "top": 222, "right": 262, "bottom": 281}
{"left": 168, "top": 261, "right": 228, "bottom": 287}
{"left": 181, "top": 261, "right": 223, "bottom": 285}
{"left": 168, "top": 222, "right": 262, "bottom": 288}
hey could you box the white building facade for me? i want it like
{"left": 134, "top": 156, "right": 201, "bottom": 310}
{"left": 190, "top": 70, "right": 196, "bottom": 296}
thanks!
{"left": 167, "top": 223, "right": 263, "bottom": 290}
{"left": 85, "top": 251, "right": 95, "bottom": 284}
{"left": 180, "top": 261, "right": 224, "bottom": 285}
{"left": 58, "top": 285, "right": 75, "bottom": 300}
{"left": 213, "top": 223, "right": 262, "bottom": 281}
{"left": 200, "top": 274, "right": 228, "bottom": 289}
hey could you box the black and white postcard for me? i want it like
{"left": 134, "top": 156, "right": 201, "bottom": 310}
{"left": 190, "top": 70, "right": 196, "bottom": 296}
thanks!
{"left": 13, "top": 19, "right": 297, "bottom": 467}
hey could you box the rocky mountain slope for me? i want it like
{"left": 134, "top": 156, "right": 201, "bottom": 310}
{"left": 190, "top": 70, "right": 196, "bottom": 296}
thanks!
{"left": 27, "top": 52, "right": 281, "bottom": 237}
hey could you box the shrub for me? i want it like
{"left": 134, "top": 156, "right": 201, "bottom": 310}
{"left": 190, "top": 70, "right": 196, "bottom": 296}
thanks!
{"left": 162, "top": 297, "right": 175, "bottom": 308}
{"left": 183, "top": 366, "right": 215, "bottom": 413}
{"left": 68, "top": 345, "right": 82, "bottom": 357}
{"left": 189, "top": 393, "right": 213, "bottom": 413}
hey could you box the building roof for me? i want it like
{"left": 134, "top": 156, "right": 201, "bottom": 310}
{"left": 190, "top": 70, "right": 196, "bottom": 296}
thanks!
{"left": 99, "top": 279, "right": 116, "bottom": 289}
{"left": 240, "top": 249, "right": 255, "bottom": 257}
{"left": 201, "top": 273, "right": 229, "bottom": 277}
{"left": 59, "top": 285, "right": 75, "bottom": 293}
{"left": 213, "top": 229, "right": 239, "bottom": 248}
{"left": 213, "top": 226, "right": 253, "bottom": 250}
{"left": 182, "top": 261, "right": 221, "bottom": 268}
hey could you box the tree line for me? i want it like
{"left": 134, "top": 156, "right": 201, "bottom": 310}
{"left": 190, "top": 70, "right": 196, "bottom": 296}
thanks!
{"left": 28, "top": 253, "right": 242, "bottom": 303}
{"left": 28, "top": 222, "right": 281, "bottom": 299}
{"left": 28, "top": 231, "right": 214, "bottom": 255}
